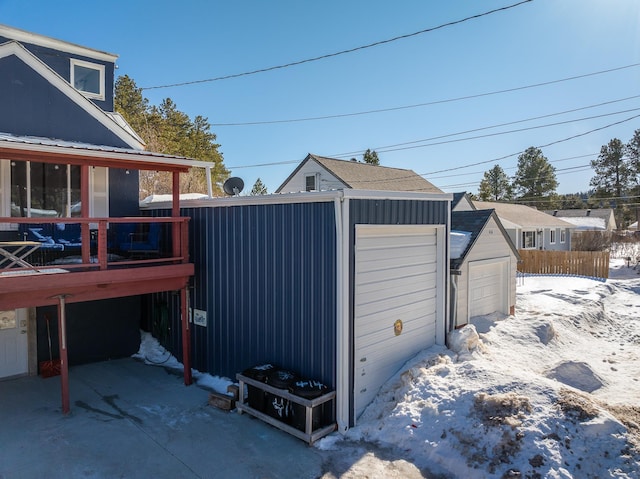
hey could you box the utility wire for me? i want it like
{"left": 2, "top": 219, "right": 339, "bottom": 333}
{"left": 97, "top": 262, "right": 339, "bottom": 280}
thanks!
{"left": 332, "top": 95, "right": 640, "bottom": 158}
{"left": 420, "top": 113, "right": 640, "bottom": 176}
{"left": 141, "top": 0, "right": 533, "bottom": 91}
{"left": 428, "top": 153, "right": 596, "bottom": 180}
{"left": 214, "top": 65, "right": 640, "bottom": 126}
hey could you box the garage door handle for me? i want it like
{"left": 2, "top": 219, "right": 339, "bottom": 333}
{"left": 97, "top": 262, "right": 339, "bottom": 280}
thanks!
{"left": 360, "top": 357, "right": 366, "bottom": 362}
{"left": 360, "top": 388, "right": 367, "bottom": 393}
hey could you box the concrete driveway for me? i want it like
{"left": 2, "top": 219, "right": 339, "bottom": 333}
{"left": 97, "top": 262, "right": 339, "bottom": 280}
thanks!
{"left": 0, "top": 358, "right": 431, "bottom": 479}
{"left": 0, "top": 358, "right": 328, "bottom": 478}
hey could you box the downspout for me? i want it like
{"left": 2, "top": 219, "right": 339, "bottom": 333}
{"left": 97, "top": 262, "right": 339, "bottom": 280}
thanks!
{"left": 448, "top": 270, "right": 460, "bottom": 347}
{"left": 334, "top": 195, "right": 350, "bottom": 434}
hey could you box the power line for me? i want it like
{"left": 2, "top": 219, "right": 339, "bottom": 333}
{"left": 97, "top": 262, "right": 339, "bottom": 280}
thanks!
{"left": 332, "top": 95, "right": 640, "bottom": 158}
{"left": 420, "top": 112, "right": 640, "bottom": 176}
{"left": 213, "top": 66, "right": 640, "bottom": 127}
{"left": 141, "top": 1, "right": 533, "bottom": 91}
{"left": 439, "top": 164, "right": 593, "bottom": 190}
{"left": 428, "top": 153, "right": 596, "bottom": 180}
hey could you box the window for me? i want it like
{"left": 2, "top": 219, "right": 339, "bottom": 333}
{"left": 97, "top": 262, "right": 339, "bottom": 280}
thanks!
{"left": 10, "top": 161, "right": 80, "bottom": 217}
{"left": 70, "top": 59, "right": 105, "bottom": 100}
{"left": 550, "top": 229, "right": 556, "bottom": 244}
{"left": 522, "top": 231, "right": 536, "bottom": 249}
{"left": 305, "top": 174, "right": 316, "bottom": 192}
{"left": 560, "top": 229, "right": 566, "bottom": 243}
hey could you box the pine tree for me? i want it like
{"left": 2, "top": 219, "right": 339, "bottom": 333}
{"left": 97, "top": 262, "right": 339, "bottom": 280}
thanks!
{"left": 478, "top": 164, "right": 513, "bottom": 201}
{"left": 114, "top": 76, "right": 228, "bottom": 198}
{"left": 250, "top": 178, "right": 268, "bottom": 195}
{"left": 513, "top": 147, "right": 558, "bottom": 206}
{"left": 589, "top": 138, "right": 631, "bottom": 200}
{"left": 362, "top": 149, "right": 380, "bottom": 165}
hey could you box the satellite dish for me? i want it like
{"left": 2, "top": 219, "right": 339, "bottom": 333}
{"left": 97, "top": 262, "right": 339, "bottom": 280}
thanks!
{"left": 223, "top": 177, "right": 244, "bottom": 196}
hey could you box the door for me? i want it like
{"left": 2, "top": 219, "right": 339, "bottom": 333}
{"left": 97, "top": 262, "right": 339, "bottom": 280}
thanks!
{"left": 353, "top": 225, "right": 441, "bottom": 421}
{"left": 468, "top": 259, "right": 508, "bottom": 318}
{"left": 0, "top": 309, "right": 28, "bottom": 378}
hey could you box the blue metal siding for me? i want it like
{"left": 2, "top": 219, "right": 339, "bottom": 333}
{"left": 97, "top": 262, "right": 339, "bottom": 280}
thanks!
{"left": 152, "top": 201, "right": 337, "bottom": 387}
{"left": 0, "top": 35, "right": 115, "bottom": 111}
{"left": 0, "top": 55, "right": 125, "bottom": 146}
{"left": 109, "top": 169, "right": 141, "bottom": 217}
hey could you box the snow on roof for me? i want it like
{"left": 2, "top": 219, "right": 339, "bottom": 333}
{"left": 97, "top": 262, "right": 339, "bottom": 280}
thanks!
{"left": 558, "top": 216, "right": 606, "bottom": 230}
{"left": 139, "top": 193, "right": 210, "bottom": 205}
{"left": 450, "top": 230, "right": 472, "bottom": 259}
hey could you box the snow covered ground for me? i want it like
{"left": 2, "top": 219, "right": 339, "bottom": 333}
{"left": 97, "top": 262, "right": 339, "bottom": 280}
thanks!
{"left": 135, "top": 256, "right": 640, "bottom": 479}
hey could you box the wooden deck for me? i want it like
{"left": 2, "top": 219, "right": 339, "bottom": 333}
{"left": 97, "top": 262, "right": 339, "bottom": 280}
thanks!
{"left": 0, "top": 216, "right": 193, "bottom": 310}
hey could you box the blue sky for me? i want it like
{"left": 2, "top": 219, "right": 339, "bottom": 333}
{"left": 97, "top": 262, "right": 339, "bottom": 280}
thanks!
{"left": 2, "top": 0, "right": 639, "bottom": 196}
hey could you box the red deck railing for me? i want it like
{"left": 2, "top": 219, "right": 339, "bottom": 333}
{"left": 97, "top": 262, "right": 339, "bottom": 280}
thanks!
{"left": 0, "top": 217, "right": 190, "bottom": 273}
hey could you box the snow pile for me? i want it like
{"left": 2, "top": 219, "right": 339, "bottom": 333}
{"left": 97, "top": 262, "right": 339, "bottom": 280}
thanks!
{"left": 133, "top": 331, "right": 233, "bottom": 395}
{"left": 324, "top": 258, "right": 640, "bottom": 478}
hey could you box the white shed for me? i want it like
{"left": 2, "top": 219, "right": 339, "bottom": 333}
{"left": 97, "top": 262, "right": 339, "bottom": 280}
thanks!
{"left": 450, "top": 209, "right": 519, "bottom": 328}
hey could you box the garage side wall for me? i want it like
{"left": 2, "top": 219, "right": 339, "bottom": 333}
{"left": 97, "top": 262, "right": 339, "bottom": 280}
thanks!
{"left": 151, "top": 202, "right": 337, "bottom": 387}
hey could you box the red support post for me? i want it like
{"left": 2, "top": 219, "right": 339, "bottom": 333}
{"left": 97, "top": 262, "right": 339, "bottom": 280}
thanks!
{"left": 181, "top": 286, "right": 192, "bottom": 385}
{"left": 56, "top": 295, "right": 70, "bottom": 414}
{"left": 172, "top": 172, "right": 180, "bottom": 259}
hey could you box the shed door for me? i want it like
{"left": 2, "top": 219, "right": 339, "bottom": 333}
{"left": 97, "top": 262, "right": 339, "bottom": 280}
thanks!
{"left": 468, "top": 259, "right": 508, "bottom": 318}
{"left": 354, "top": 225, "right": 439, "bottom": 420}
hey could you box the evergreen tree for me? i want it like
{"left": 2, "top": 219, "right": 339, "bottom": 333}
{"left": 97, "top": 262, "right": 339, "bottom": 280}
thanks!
{"left": 589, "top": 138, "right": 631, "bottom": 200}
{"left": 362, "top": 149, "right": 380, "bottom": 165}
{"left": 114, "top": 76, "right": 228, "bottom": 198}
{"left": 626, "top": 128, "right": 640, "bottom": 190}
{"left": 478, "top": 164, "right": 513, "bottom": 201}
{"left": 513, "top": 147, "right": 558, "bottom": 206}
{"left": 250, "top": 178, "right": 268, "bottom": 195}
{"left": 590, "top": 137, "right": 635, "bottom": 227}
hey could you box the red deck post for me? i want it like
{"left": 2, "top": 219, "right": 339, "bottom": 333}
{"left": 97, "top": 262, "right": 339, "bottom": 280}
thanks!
{"left": 181, "top": 286, "right": 192, "bottom": 385}
{"left": 56, "top": 295, "right": 70, "bottom": 414}
{"left": 172, "top": 172, "right": 180, "bottom": 259}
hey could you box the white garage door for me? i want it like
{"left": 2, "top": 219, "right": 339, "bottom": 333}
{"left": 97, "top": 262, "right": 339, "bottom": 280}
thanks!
{"left": 468, "top": 259, "right": 508, "bottom": 318}
{"left": 354, "top": 225, "right": 440, "bottom": 421}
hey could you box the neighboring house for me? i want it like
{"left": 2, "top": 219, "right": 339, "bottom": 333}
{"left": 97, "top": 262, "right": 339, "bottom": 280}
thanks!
{"left": 0, "top": 25, "right": 198, "bottom": 409}
{"left": 543, "top": 208, "right": 617, "bottom": 232}
{"left": 276, "top": 154, "right": 442, "bottom": 193}
{"left": 450, "top": 209, "right": 519, "bottom": 328}
{"left": 143, "top": 188, "right": 452, "bottom": 430}
{"left": 474, "top": 201, "right": 575, "bottom": 251}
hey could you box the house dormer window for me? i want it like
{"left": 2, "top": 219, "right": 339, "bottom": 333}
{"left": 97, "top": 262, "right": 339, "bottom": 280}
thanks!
{"left": 305, "top": 174, "right": 317, "bottom": 192}
{"left": 70, "top": 59, "right": 105, "bottom": 100}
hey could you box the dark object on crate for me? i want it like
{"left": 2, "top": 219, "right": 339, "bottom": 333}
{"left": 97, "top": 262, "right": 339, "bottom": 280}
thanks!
{"left": 289, "top": 379, "right": 330, "bottom": 432}
{"left": 265, "top": 369, "right": 298, "bottom": 424}
{"left": 241, "top": 363, "right": 276, "bottom": 412}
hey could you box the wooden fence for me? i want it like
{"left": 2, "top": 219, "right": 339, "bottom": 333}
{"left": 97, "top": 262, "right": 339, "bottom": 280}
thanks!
{"left": 517, "top": 249, "right": 610, "bottom": 279}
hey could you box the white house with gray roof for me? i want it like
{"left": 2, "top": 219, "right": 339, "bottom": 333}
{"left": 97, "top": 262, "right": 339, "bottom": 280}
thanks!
{"left": 474, "top": 201, "right": 575, "bottom": 251}
{"left": 276, "top": 154, "right": 442, "bottom": 194}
